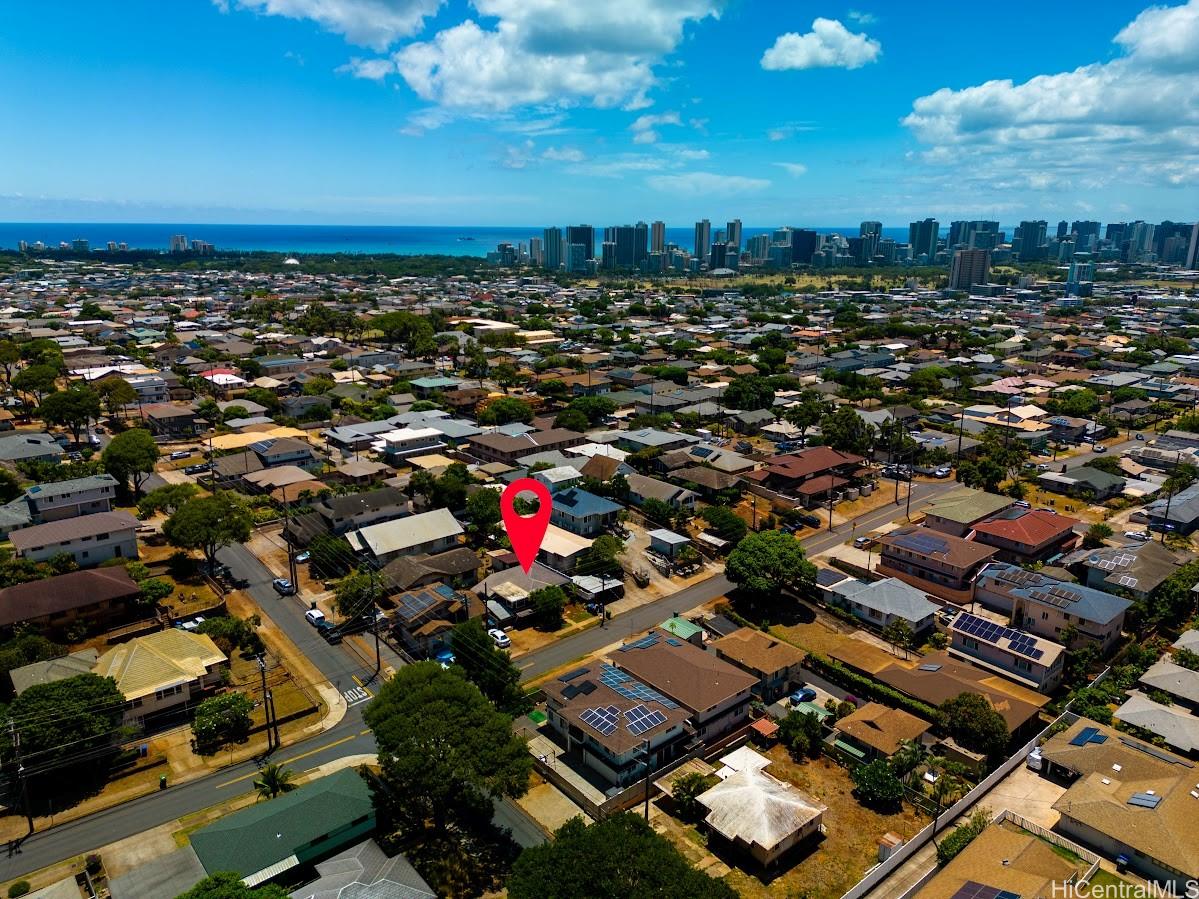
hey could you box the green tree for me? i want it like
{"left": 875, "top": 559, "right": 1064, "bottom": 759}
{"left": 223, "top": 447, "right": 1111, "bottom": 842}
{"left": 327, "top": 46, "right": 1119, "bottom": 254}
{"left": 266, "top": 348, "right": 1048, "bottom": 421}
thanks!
{"left": 197, "top": 615, "right": 265, "bottom": 657}
{"left": 450, "top": 617, "right": 529, "bottom": 713}
{"left": 163, "top": 494, "right": 253, "bottom": 573}
{"left": 509, "top": 813, "right": 738, "bottom": 899}
{"left": 0, "top": 340, "right": 19, "bottom": 386}
{"left": 782, "top": 391, "right": 832, "bottom": 442}
{"left": 670, "top": 771, "right": 717, "bottom": 822}
{"left": 254, "top": 763, "right": 297, "bottom": 800}
{"left": 92, "top": 378, "right": 137, "bottom": 422}
{"left": 464, "top": 488, "right": 502, "bottom": 540}
{"left": 307, "top": 533, "right": 354, "bottom": 579}
{"left": 4, "top": 674, "right": 126, "bottom": 771}
{"left": 638, "top": 497, "right": 677, "bottom": 528}
{"left": 566, "top": 396, "right": 618, "bottom": 425}
{"left": 492, "top": 363, "right": 523, "bottom": 392}
{"left": 726, "top": 529, "right": 816, "bottom": 596}
{"left": 698, "top": 505, "right": 748, "bottom": 543}
{"left": 192, "top": 691, "right": 253, "bottom": 754}
{"left": 39, "top": 385, "right": 101, "bottom": 444}
{"left": 723, "top": 375, "right": 775, "bottom": 411}
{"left": 881, "top": 619, "right": 914, "bottom": 651}
{"left": 0, "top": 634, "right": 65, "bottom": 678}
{"left": 137, "top": 482, "right": 198, "bottom": 518}
{"left": 851, "top": 759, "right": 904, "bottom": 808}
{"left": 820, "top": 406, "right": 874, "bottom": 456}
{"left": 942, "top": 691, "right": 1009, "bottom": 758}
{"left": 332, "top": 571, "right": 375, "bottom": 620}
{"left": 0, "top": 468, "right": 21, "bottom": 504}
{"left": 478, "top": 396, "right": 534, "bottom": 425}
{"left": 175, "top": 872, "right": 289, "bottom": 899}
{"left": 364, "top": 662, "right": 531, "bottom": 834}
{"left": 778, "top": 709, "right": 824, "bottom": 759}
{"left": 1083, "top": 522, "right": 1113, "bottom": 549}
{"left": 553, "top": 408, "right": 590, "bottom": 432}
{"left": 101, "top": 428, "right": 160, "bottom": 498}
{"left": 12, "top": 364, "right": 58, "bottom": 406}
{"left": 581, "top": 534, "right": 625, "bottom": 577}
{"left": 1147, "top": 559, "right": 1199, "bottom": 627}
{"left": 956, "top": 456, "right": 1007, "bottom": 493}
{"left": 529, "top": 585, "right": 568, "bottom": 631}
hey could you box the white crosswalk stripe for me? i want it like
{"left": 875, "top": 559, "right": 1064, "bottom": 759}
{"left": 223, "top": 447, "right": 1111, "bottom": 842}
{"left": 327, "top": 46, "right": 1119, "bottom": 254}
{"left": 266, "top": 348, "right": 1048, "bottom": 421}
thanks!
{"left": 342, "top": 686, "right": 370, "bottom": 706}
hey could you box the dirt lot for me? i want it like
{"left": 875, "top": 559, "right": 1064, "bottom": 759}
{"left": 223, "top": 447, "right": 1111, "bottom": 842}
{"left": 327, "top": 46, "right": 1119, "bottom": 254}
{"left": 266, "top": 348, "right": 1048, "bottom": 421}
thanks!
{"left": 655, "top": 748, "right": 925, "bottom": 899}
{"left": 1020, "top": 486, "right": 1108, "bottom": 523}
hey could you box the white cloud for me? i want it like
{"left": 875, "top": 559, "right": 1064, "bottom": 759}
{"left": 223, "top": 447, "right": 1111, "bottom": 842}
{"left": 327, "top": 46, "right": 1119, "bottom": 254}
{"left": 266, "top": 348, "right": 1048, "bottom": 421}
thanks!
{"left": 631, "top": 112, "right": 681, "bottom": 132}
{"left": 221, "top": 0, "right": 443, "bottom": 50}
{"left": 767, "top": 121, "right": 818, "bottom": 141}
{"left": 500, "top": 139, "right": 535, "bottom": 169}
{"left": 847, "top": 10, "right": 876, "bottom": 24}
{"left": 386, "top": 1, "right": 720, "bottom": 117}
{"left": 761, "top": 18, "right": 881, "bottom": 70}
{"left": 633, "top": 130, "right": 659, "bottom": 144}
{"left": 775, "top": 162, "right": 807, "bottom": 176}
{"left": 339, "top": 56, "right": 397, "bottom": 80}
{"left": 542, "top": 145, "right": 585, "bottom": 162}
{"left": 647, "top": 171, "right": 770, "bottom": 196}
{"left": 675, "top": 148, "right": 710, "bottom": 160}
{"left": 902, "top": 0, "right": 1199, "bottom": 191}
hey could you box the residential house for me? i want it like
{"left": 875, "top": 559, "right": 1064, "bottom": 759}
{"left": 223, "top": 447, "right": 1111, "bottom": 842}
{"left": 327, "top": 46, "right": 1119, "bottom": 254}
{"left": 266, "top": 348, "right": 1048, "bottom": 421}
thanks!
{"left": 616, "top": 428, "right": 699, "bottom": 455}
{"left": 613, "top": 629, "right": 757, "bottom": 743}
{"left": 346, "top": 508, "right": 464, "bottom": 564}
{"left": 922, "top": 487, "right": 1015, "bottom": 538}
{"left": 0, "top": 432, "right": 64, "bottom": 464}
{"left": 387, "top": 582, "right": 475, "bottom": 659}
{"left": 625, "top": 473, "right": 697, "bottom": 513}
{"left": 9, "top": 510, "right": 139, "bottom": 567}
{"left": 23, "top": 474, "right": 118, "bottom": 523}
{"left": 537, "top": 524, "right": 593, "bottom": 573}
{"left": 93, "top": 629, "right": 228, "bottom": 727}
{"left": 1113, "top": 692, "right": 1199, "bottom": 755}
{"left": 190, "top": 769, "right": 375, "bottom": 888}
{"left": 695, "top": 748, "right": 826, "bottom": 866}
{"left": 744, "top": 445, "right": 866, "bottom": 505}
{"left": 467, "top": 428, "right": 584, "bottom": 465}
{"left": 833, "top": 703, "right": 933, "bottom": 762}
{"left": 1138, "top": 659, "right": 1199, "bottom": 712}
{"left": 948, "top": 610, "right": 1065, "bottom": 692}
{"left": 8, "top": 648, "right": 100, "bottom": 695}
{"left": 288, "top": 839, "right": 434, "bottom": 899}
{"left": 140, "top": 403, "right": 204, "bottom": 437}
{"left": 671, "top": 466, "right": 743, "bottom": 500}
{"left": 711, "top": 627, "right": 806, "bottom": 701}
{"left": 542, "top": 663, "right": 692, "bottom": 788}
{"left": 284, "top": 486, "right": 408, "bottom": 545}
{"left": 1039, "top": 718, "right": 1199, "bottom": 890}
{"left": 825, "top": 576, "right": 939, "bottom": 635}
{"left": 549, "top": 488, "right": 621, "bottom": 538}
{"left": 875, "top": 526, "right": 998, "bottom": 604}
{"left": 1037, "top": 466, "right": 1125, "bottom": 502}
{"left": 250, "top": 436, "right": 318, "bottom": 470}
{"left": 379, "top": 547, "right": 481, "bottom": 593}
{"left": 974, "top": 562, "right": 1130, "bottom": 652}
{"left": 0, "top": 567, "right": 141, "bottom": 635}
{"left": 968, "top": 507, "right": 1080, "bottom": 564}
{"left": 1143, "top": 483, "right": 1199, "bottom": 535}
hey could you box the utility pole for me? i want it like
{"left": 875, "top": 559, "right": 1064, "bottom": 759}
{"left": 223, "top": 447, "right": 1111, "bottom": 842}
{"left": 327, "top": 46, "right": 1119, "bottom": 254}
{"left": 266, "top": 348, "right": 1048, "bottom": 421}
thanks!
{"left": 642, "top": 739, "right": 652, "bottom": 820}
{"left": 269, "top": 689, "right": 281, "bottom": 748}
{"left": 258, "top": 656, "right": 273, "bottom": 753}
{"left": 8, "top": 719, "right": 33, "bottom": 839}
{"left": 283, "top": 485, "right": 299, "bottom": 591}
{"left": 369, "top": 567, "right": 381, "bottom": 679}
{"left": 1161, "top": 452, "right": 1183, "bottom": 543}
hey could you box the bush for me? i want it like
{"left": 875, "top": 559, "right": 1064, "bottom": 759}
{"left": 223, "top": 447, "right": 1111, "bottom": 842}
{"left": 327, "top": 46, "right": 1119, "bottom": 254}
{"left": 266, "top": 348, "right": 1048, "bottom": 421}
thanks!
{"left": 936, "top": 809, "right": 989, "bottom": 865}
{"left": 806, "top": 654, "right": 945, "bottom": 726}
{"left": 8, "top": 882, "right": 31, "bottom": 898}
{"left": 85, "top": 853, "right": 102, "bottom": 875}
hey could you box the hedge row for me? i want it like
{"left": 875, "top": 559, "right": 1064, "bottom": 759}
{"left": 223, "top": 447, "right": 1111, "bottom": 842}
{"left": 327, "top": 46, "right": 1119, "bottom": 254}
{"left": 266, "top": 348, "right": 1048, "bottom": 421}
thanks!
{"left": 806, "top": 653, "right": 946, "bottom": 727}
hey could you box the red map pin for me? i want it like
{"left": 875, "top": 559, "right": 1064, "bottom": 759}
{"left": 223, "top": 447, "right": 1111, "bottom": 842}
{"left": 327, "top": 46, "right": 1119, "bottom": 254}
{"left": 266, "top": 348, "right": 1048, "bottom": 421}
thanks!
{"left": 501, "top": 478, "right": 553, "bottom": 573}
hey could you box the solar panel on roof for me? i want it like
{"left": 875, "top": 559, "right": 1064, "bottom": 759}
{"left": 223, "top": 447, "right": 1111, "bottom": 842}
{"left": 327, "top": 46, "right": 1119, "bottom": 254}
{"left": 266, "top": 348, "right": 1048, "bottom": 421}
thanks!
{"left": 559, "top": 667, "right": 589, "bottom": 683}
{"left": 1071, "top": 726, "right": 1100, "bottom": 746}
{"left": 598, "top": 664, "right": 679, "bottom": 709}
{"left": 918, "top": 663, "right": 942, "bottom": 672}
{"left": 949, "top": 881, "right": 1022, "bottom": 899}
{"left": 1128, "top": 792, "right": 1163, "bottom": 809}
{"left": 581, "top": 706, "right": 618, "bottom": 736}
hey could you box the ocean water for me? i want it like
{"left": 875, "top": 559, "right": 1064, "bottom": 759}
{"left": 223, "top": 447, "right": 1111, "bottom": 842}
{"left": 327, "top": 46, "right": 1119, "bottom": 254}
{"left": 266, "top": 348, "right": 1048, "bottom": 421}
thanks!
{"left": 0, "top": 223, "right": 917, "bottom": 257}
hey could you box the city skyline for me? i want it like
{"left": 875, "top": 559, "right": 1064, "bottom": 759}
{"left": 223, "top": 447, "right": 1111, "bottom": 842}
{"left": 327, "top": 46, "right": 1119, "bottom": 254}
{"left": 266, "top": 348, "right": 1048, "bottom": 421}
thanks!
{"left": 1, "top": 0, "right": 1196, "bottom": 224}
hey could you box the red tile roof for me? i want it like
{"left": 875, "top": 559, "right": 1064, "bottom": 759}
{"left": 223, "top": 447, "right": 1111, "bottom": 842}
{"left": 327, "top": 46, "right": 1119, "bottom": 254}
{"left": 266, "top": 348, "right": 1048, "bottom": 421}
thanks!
{"left": 762, "top": 446, "right": 864, "bottom": 481}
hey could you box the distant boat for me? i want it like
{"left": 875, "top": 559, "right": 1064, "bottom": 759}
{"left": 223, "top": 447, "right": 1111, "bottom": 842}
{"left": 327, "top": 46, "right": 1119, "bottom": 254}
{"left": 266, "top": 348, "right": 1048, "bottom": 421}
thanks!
{"left": 458, "top": 236, "right": 476, "bottom": 241}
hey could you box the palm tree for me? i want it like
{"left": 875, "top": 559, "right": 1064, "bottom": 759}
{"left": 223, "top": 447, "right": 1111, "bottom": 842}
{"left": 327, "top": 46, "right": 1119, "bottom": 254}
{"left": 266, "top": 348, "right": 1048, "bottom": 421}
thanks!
{"left": 890, "top": 739, "right": 927, "bottom": 784}
{"left": 254, "top": 763, "right": 297, "bottom": 801}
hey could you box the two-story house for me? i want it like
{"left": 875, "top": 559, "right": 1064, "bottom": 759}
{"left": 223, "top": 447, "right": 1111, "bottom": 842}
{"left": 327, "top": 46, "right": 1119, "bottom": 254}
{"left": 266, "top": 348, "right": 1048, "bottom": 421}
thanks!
{"left": 625, "top": 473, "right": 698, "bottom": 513}
{"left": 549, "top": 488, "right": 622, "bottom": 538}
{"left": 876, "top": 525, "right": 997, "bottom": 604}
{"left": 973, "top": 562, "right": 1130, "bottom": 653}
{"left": 24, "top": 474, "right": 118, "bottom": 523}
{"left": 9, "top": 510, "right": 139, "bottom": 567}
{"left": 346, "top": 508, "right": 464, "bottom": 565}
{"left": 613, "top": 629, "right": 757, "bottom": 743}
{"left": 968, "top": 508, "right": 1080, "bottom": 564}
{"left": 948, "top": 610, "right": 1065, "bottom": 692}
{"left": 922, "top": 487, "right": 1015, "bottom": 538}
{"left": 93, "top": 629, "right": 228, "bottom": 728}
{"left": 377, "top": 427, "right": 446, "bottom": 462}
{"left": 467, "top": 428, "right": 585, "bottom": 465}
{"left": 711, "top": 627, "right": 805, "bottom": 702}
{"left": 250, "top": 436, "right": 319, "bottom": 470}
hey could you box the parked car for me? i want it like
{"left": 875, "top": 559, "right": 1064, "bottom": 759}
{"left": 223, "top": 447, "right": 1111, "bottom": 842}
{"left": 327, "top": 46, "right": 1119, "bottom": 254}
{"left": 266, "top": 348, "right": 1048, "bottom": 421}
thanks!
{"left": 796, "top": 513, "right": 822, "bottom": 529}
{"left": 88, "top": 433, "right": 102, "bottom": 447}
{"left": 184, "top": 463, "right": 211, "bottom": 475}
{"left": 434, "top": 647, "right": 455, "bottom": 669}
{"left": 295, "top": 551, "right": 311, "bottom": 563}
{"left": 934, "top": 466, "right": 952, "bottom": 478}
{"left": 304, "top": 608, "right": 326, "bottom": 626}
{"left": 487, "top": 628, "right": 511, "bottom": 649}
{"left": 789, "top": 687, "right": 817, "bottom": 705}
{"left": 1136, "top": 433, "right": 1145, "bottom": 441}
{"left": 1124, "top": 531, "right": 1151, "bottom": 541}
{"left": 315, "top": 620, "right": 341, "bottom": 643}
{"left": 169, "top": 450, "right": 192, "bottom": 460}
{"left": 1092, "top": 444, "right": 1107, "bottom": 453}
{"left": 853, "top": 536, "right": 874, "bottom": 549}
{"left": 273, "top": 578, "right": 296, "bottom": 595}
{"left": 1013, "top": 500, "right": 1031, "bottom": 508}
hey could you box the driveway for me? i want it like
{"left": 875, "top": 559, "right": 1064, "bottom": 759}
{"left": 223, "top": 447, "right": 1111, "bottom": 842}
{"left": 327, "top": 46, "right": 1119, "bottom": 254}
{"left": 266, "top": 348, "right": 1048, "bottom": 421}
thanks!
{"left": 983, "top": 764, "right": 1066, "bottom": 828}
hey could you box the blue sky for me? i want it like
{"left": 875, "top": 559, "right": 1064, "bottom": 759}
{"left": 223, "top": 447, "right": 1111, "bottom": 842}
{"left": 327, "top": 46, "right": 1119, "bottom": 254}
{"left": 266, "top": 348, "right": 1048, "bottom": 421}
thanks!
{"left": 1, "top": 0, "right": 1196, "bottom": 226}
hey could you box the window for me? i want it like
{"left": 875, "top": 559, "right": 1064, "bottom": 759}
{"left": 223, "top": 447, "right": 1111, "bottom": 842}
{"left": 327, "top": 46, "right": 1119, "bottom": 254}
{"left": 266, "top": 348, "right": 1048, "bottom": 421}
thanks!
{"left": 1014, "top": 659, "right": 1032, "bottom": 672}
